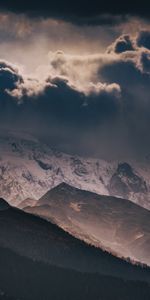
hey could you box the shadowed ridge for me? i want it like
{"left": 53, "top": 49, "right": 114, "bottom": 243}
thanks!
{"left": 33, "top": 182, "right": 150, "bottom": 266}
{"left": 39, "top": 182, "right": 149, "bottom": 212}
{"left": 1, "top": 197, "right": 150, "bottom": 280}
{"left": 38, "top": 182, "right": 76, "bottom": 203}
{"left": 0, "top": 198, "right": 10, "bottom": 211}
{"left": 46, "top": 182, "right": 75, "bottom": 193}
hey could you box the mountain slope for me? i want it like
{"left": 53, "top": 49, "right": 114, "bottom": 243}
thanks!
{"left": 25, "top": 183, "right": 150, "bottom": 266}
{"left": 0, "top": 246, "right": 150, "bottom": 300}
{"left": 0, "top": 198, "right": 150, "bottom": 300}
{"left": 0, "top": 197, "right": 150, "bottom": 282}
{"left": 0, "top": 198, "right": 9, "bottom": 211}
{"left": 0, "top": 132, "right": 150, "bottom": 209}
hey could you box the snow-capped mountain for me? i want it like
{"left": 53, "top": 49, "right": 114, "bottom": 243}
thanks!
{"left": 0, "top": 131, "right": 150, "bottom": 209}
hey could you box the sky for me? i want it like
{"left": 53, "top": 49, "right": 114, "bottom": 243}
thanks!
{"left": 0, "top": 1, "right": 150, "bottom": 159}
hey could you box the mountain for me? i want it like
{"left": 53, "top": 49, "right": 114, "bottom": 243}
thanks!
{"left": 18, "top": 198, "right": 37, "bottom": 209}
{"left": 1, "top": 247, "right": 150, "bottom": 300}
{"left": 1, "top": 197, "right": 149, "bottom": 280}
{"left": 0, "top": 131, "right": 150, "bottom": 209}
{"left": 25, "top": 183, "right": 150, "bottom": 266}
{"left": 0, "top": 198, "right": 150, "bottom": 300}
{"left": 0, "top": 198, "right": 10, "bottom": 211}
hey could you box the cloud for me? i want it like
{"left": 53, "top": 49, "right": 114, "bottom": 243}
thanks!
{"left": 107, "top": 34, "right": 135, "bottom": 53}
{"left": 0, "top": 0, "right": 150, "bottom": 25}
{"left": 0, "top": 12, "right": 121, "bottom": 76}
{"left": 8, "top": 73, "right": 121, "bottom": 123}
{"left": 140, "top": 51, "right": 150, "bottom": 73}
{"left": 42, "top": 33, "right": 150, "bottom": 157}
{"left": 48, "top": 51, "right": 120, "bottom": 89}
{"left": 0, "top": 31, "right": 150, "bottom": 159}
{"left": 0, "top": 60, "right": 22, "bottom": 90}
{"left": 137, "top": 30, "right": 150, "bottom": 49}
{"left": 99, "top": 37, "right": 150, "bottom": 157}
{"left": 0, "top": 60, "right": 121, "bottom": 155}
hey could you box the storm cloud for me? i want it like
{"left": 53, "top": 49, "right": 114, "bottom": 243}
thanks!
{"left": 0, "top": 30, "right": 150, "bottom": 159}
{"left": 137, "top": 30, "right": 150, "bottom": 49}
{"left": 0, "top": 61, "right": 121, "bottom": 136}
{"left": 0, "top": 0, "right": 149, "bottom": 25}
{"left": 107, "top": 34, "right": 135, "bottom": 53}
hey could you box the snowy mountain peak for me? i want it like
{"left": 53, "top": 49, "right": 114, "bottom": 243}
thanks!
{"left": 0, "top": 132, "right": 150, "bottom": 210}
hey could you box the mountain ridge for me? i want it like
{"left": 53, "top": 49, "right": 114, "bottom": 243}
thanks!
{"left": 0, "top": 132, "right": 150, "bottom": 209}
{"left": 1, "top": 197, "right": 150, "bottom": 281}
{"left": 38, "top": 182, "right": 150, "bottom": 212}
{"left": 25, "top": 182, "right": 150, "bottom": 267}
{"left": 1, "top": 245, "right": 150, "bottom": 300}
{"left": 0, "top": 198, "right": 10, "bottom": 211}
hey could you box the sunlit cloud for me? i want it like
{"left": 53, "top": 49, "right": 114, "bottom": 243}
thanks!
{"left": 0, "top": 11, "right": 149, "bottom": 159}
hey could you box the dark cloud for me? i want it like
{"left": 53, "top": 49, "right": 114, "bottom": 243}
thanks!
{"left": 100, "top": 43, "right": 150, "bottom": 157}
{"left": 141, "top": 51, "right": 150, "bottom": 73}
{"left": 0, "top": 60, "right": 121, "bottom": 157}
{"left": 107, "top": 34, "right": 135, "bottom": 53}
{"left": 137, "top": 30, "right": 150, "bottom": 49}
{"left": 46, "top": 33, "right": 150, "bottom": 157}
{"left": 8, "top": 75, "right": 121, "bottom": 127}
{"left": 0, "top": 0, "right": 150, "bottom": 25}
{"left": 0, "top": 61, "right": 22, "bottom": 90}
{"left": 1, "top": 31, "right": 150, "bottom": 159}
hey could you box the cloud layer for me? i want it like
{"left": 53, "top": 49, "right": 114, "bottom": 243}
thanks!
{"left": 0, "top": 0, "right": 150, "bottom": 25}
{"left": 0, "top": 30, "right": 150, "bottom": 159}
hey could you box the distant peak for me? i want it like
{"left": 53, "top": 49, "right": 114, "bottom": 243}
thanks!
{"left": 56, "top": 182, "right": 70, "bottom": 188}
{"left": 53, "top": 182, "right": 77, "bottom": 191}
{"left": 39, "top": 182, "right": 80, "bottom": 203}
{"left": 0, "top": 198, "right": 10, "bottom": 211}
